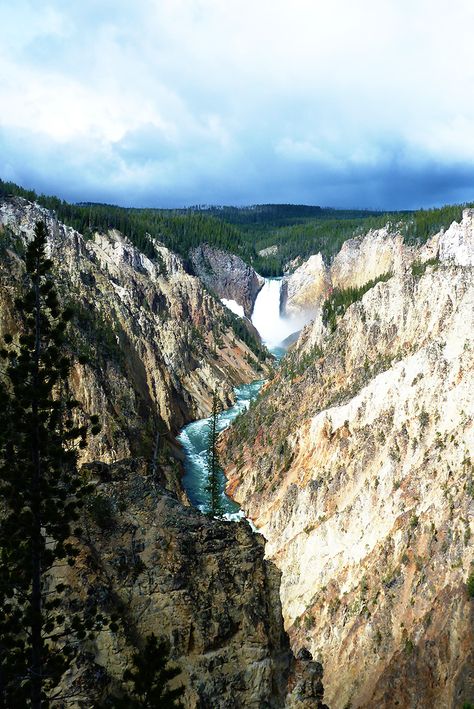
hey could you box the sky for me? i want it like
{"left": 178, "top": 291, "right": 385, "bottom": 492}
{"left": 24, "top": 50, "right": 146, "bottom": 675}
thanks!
{"left": 1, "top": 0, "right": 474, "bottom": 209}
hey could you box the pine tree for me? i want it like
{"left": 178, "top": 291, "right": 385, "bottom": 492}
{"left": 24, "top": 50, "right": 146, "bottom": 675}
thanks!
{"left": 106, "top": 634, "right": 184, "bottom": 708}
{"left": 0, "top": 220, "right": 102, "bottom": 707}
{"left": 206, "top": 391, "right": 224, "bottom": 515}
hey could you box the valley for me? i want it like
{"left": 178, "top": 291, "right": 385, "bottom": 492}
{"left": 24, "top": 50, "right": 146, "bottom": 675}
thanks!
{"left": 0, "top": 188, "right": 472, "bottom": 708}
{"left": 178, "top": 278, "right": 291, "bottom": 518}
{"left": 3, "top": 4, "right": 474, "bottom": 707}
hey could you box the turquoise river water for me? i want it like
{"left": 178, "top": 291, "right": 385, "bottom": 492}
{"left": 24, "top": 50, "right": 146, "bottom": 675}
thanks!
{"left": 177, "top": 379, "right": 266, "bottom": 519}
{"left": 177, "top": 277, "right": 296, "bottom": 519}
{"left": 178, "top": 348, "right": 286, "bottom": 518}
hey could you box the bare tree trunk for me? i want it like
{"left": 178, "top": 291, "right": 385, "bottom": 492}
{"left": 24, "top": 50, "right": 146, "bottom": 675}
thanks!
{"left": 0, "top": 649, "right": 5, "bottom": 709}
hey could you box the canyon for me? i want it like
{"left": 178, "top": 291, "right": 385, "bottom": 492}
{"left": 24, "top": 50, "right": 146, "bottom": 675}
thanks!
{"left": 1, "top": 195, "right": 473, "bottom": 707}
{"left": 0, "top": 196, "right": 326, "bottom": 708}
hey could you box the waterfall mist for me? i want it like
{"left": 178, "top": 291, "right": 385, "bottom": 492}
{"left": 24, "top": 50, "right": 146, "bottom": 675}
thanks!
{"left": 251, "top": 278, "right": 309, "bottom": 348}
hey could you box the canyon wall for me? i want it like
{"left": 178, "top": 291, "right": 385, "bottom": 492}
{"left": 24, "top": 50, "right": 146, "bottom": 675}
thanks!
{"left": 281, "top": 253, "right": 330, "bottom": 320}
{"left": 59, "top": 459, "right": 327, "bottom": 708}
{"left": 281, "top": 224, "right": 424, "bottom": 323}
{"left": 223, "top": 211, "right": 474, "bottom": 708}
{"left": 190, "top": 242, "right": 264, "bottom": 318}
{"left": 0, "top": 197, "right": 270, "bottom": 463}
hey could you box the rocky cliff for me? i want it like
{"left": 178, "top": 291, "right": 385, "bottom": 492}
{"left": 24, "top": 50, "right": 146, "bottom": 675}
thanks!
{"left": 0, "top": 197, "right": 270, "bottom": 464}
{"left": 281, "top": 224, "right": 415, "bottom": 321}
{"left": 223, "top": 210, "right": 474, "bottom": 708}
{"left": 190, "top": 243, "right": 264, "bottom": 318}
{"left": 0, "top": 197, "right": 328, "bottom": 708}
{"left": 57, "top": 459, "right": 327, "bottom": 708}
{"left": 280, "top": 254, "right": 330, "bottom": 320}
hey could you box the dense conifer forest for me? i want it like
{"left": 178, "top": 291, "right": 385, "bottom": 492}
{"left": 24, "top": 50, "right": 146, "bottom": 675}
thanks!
{"left": 1, "top": 179, "right": 471, "bottom": 275}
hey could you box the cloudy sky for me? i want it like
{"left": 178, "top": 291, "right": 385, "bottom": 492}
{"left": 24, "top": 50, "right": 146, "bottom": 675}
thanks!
{"left": 1, "top": 0, "right": 474, "bottom": 208}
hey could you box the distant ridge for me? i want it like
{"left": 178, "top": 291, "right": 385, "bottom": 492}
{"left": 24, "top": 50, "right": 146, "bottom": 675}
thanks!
{"left": 1, "top": 177, "right": 471, "bottom": 277}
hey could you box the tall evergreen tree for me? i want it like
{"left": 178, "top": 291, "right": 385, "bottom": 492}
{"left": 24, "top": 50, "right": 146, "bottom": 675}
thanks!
{"left": 0, "top": 221, "right": 101, "bottom": 707}
{"left": 206, "top": 391, "right": 224, "bottom": 515}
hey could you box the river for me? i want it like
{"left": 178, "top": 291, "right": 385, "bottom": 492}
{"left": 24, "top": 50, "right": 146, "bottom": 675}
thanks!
{"left": 177, "top": 278, "right": 294, "bottom": 518}
{"left": 177, "top": 379, "right": 265, "bottom": 519}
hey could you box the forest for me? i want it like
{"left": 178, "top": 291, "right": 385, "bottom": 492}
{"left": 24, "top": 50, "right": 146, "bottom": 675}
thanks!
{"left": 0, "top": 179, "right": 471, "bottom": 276}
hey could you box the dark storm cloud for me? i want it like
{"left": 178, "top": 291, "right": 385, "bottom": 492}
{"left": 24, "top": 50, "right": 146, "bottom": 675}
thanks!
{"left": 1, "top": 0, "right": 474, "bottom": 208}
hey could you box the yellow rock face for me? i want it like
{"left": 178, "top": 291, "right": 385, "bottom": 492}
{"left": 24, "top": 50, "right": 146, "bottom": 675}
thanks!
{"left": 223, "top": 221, "right": 474, "bottom": 708}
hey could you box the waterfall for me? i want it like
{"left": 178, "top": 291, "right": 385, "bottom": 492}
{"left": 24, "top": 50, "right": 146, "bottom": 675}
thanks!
{"left": 252, "top": 278, "right": 301, "bottom": 348}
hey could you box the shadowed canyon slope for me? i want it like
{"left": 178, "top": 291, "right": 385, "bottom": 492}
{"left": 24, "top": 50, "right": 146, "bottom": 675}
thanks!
{"left": 223, "top": 211, "right": 474, "bottom": 708}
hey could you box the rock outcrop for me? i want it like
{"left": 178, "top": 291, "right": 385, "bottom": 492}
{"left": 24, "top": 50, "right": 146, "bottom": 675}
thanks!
{"left": 330, "top": 227, "right": 405, "bottom": 290}
{"left": 281, "top": 254, "right": 329, "bottom": 320}
{"left": 190, "top": 243, "right": 264, "bottom": 317}
{"left": 0, "top": 197, "right": 269, "bottom": 464}
{"left": 60, "top": 460, "right": 308, "bottom": 707}
{"left": 281, "top": 224, "right": 416, "bottom": 320}
{"left": 438, "top": 208, "right": 474, "bottom": 266}
{"left": 223, "top": 213, "right": 474, "bottom": 708}
{"left": 50, "top": 459, "right": 329, "bottom": 708}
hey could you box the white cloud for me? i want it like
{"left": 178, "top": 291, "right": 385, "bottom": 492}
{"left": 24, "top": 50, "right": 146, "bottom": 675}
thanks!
{"left": 1, "top": 0, "right": 474, "bottom": 207}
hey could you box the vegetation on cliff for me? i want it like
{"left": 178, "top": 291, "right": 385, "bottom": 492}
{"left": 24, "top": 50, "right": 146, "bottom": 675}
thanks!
{"left": 106, "top": 634, "right": 184, "bottom": 708}
{"left": 322, "top": 271, "right": 393, "bottom": 332}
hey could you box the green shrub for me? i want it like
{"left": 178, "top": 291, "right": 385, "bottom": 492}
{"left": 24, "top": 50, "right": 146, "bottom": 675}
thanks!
{"left": 411, "top": 257, "right": 439, "bottom": 278}
{"left": 281, "top": 343, "right": 324, "bottom": 378}
{"left": 88, "top": 493, "right": 115, "bottom": 529}
{"left": 70, "top": 301, "right": 124, "bottom": 366}
{"left": 419, "top": 410, "right": 430, "bottom": 430}
{"left": 322, "top": 272, "right": 392, "bottom": 332}
{"left": 466, "top": 572, "right": 474, "bottom": 598}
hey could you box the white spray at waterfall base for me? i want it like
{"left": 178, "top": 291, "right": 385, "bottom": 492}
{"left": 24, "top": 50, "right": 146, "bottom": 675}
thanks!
{"left": 221, "top": 298, "right": 245, "bottom": 318}
{"left": 251, "top": 278, "right": 311, "bottom": 348}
